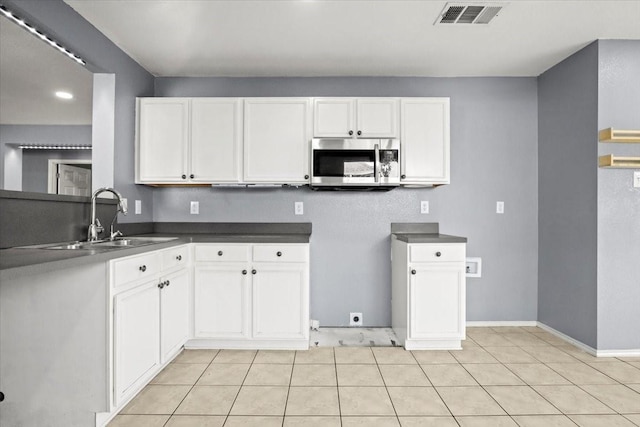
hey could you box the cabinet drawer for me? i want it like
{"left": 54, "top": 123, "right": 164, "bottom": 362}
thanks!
{"left": 253, "top": 245, "right": 308, "bottom": 263}
{"left": 409, "top": 244, "right": 465, "bottom": 263}
{"left": 162, "top": 245, "right": 190, "bottom": 271}
{"left": 195, "top": 244, "right": 250, "bottom": 262}
{"left": 112, "top": 252, "right": 161, "bottom": 288}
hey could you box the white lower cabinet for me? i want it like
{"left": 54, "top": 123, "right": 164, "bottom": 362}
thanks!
{"left": 113, "top": 280, "right": 160, "bottom": 404}
{"left": 252, "top": 263, "right": 307, "bottom": 340}
{"left": 392, "top": 238, "right": 466, "bottom": 350}
{"left": 160, "top": 268, "right": 190, "bottom": 363}
{"left": 193, "top": 243, "right": 309, "bottom": 349}
{"left": 194, "top": 264, "right": 250, "bottom": 339}
{"left": 110, "top": 245, "right": 190, "bottom": 408}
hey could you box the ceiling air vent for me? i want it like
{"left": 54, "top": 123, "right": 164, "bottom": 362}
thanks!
{"left": 435, "top": 3, "right": 506, "bottom": 25}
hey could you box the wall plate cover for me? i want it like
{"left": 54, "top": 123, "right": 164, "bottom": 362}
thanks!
{"left": 634, "top": 171, "right": 640, "bottom": 188}
{"left": 294, "top": 201, "right": 304, "bottom": 215}
{"left": 466, "top": 257, "right": 482, "bottom": 278}
{"left": 496, "top": 201, "right": 504, "bottom": 214}
{"left": 190, "top": 201, "right": 199, "bottom": 215}
{"left": 135, "top": 200, "right": 142, "bottom": 215}
{"left": 350, "top": 312, "right": 363, "bottom": 326}
{"left": 421, "top": 200, "right": 429, "bottom": 214}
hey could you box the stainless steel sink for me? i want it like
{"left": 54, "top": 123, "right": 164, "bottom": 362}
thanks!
{"left": 92, "top": 237, "right": 177, "bottom": 248}
{"left": 19, "top": 236, "right": 177, "bottom": 251}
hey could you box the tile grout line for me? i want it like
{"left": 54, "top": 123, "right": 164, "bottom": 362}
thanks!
{"left": 334, "top": 348, "right": 343, "bottom": 427}
{"left": 413, "top": 350, "right": 462, "bottom": 426}
{"left": 222, "top": 349, "right": 257, "bottom": 425}
{"left": 372, "top": 349, "right": 401, "bottom": 425}
{"left": 280, "top": 351, "right": 296, "bottom": 427}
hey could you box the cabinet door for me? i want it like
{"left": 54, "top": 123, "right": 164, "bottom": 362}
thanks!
{"left": 160, "top": 269, "right": 190, "bottom": 363}
{"left": 251, "top": 263, "right": 308, "bottom": 340}
{"left": 400, "top": 98, "right": 450, "bottom": 185}
{"left": 113, "top": 280, "right": 160, "bottom": 405}
{"left": 194, "top": 265, "right": 249, "bottom": 338}
{"left": 313, "top": 98, "right": 355, "bottom": 137}
{"left": 409, "top": 264, "right": 464, "bottom": 340}
{"left": 137, "top": 98, "right": 189, "bottom": 182}
{"left": 244, "top": 99, "right": 311, "bottom": 183}
{"left": 357, "top": 98, "right": 398, "bottom": 138}
{"left": 191, "top": 98, "right": 242, "bottom": 182}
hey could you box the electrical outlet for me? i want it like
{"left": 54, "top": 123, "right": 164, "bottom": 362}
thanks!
{"left": 350, "top": 312, "right": 363, "bottom": 327}
{"left": 634, "top": 171, "right": 640, "bottom": 188}
{"left": 190, "top": 201, "right": 199, "bottom": 215}
{"left": 135, "top": 200, "right": 142, "bottom": 215}
{"left": 496, "top": 201, "right": 504, "bottom": 214}
{"left": 466, "top": 257, "right": 482, "bottom": 278}
{"left": 420, "top": 200, "right": 429, "bottom": 214}
{"left": 121, "top": 198, "right": 128, "bottom": 212}
{"left": 294, "top": 201, "right": 304, "bottom": 215}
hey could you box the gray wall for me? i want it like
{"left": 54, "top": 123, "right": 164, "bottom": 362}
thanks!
{"left": 3, "top": 0, "right": 156, "bottom": 223}
{"left": 597, "top": 40, "right": 640, "bottom": 350}
{"left": 537, "top": 42, "right": 599, "bottom": 348}
{"left": 0, "top": 124, "right": 92, "bottom": 193}
{"left": 154, "top": 77, "right": 539, "bottom": 327}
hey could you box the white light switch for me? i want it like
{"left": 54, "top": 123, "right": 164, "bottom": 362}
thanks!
{"left": 190, "top": 201, "right": 199, "bottom": 215}
{"left": 420, "top": 201, "right": 429, "bottom": 214}
{"left": 294, "top": 201, "right": 304, "bottom": 215}
{"left": 634, "top": 171, "right": 640, "bottom": 188}
{"left": 496, "top": 201, "right": 504, "bottom": 214}
{"left": 135, "top": 200, "right": 142, "bottom": 215}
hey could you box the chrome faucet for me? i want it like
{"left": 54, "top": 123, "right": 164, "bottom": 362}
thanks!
{"left": 88, "top": 187, "right": 128, "bottom": 242}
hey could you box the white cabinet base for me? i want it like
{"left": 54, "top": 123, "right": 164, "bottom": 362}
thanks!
{"left": 186, "top": 338, "right": 309, "bottom": 350}
{"left": 404, "top": 339, "right": 462, "bottom": 351}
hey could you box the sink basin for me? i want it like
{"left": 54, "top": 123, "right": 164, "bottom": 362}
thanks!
{"left": 92, "top": 237, "right": 177, "bottom": 248}
{"left": 19, "top": 236, "right": 178, "bottom": 251}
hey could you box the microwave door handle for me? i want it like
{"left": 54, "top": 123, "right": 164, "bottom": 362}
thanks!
{"left": 374, "top": 143, "right": 380, "bottom": 183}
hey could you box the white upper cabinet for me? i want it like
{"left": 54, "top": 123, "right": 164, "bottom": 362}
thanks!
{"left": 313, "top": 98, "right": 399, "bottom": 138}
{"left": 400, "top": 98, "right": 450, "bottom": 185}
{"left": 137, "top": 98, "right": 189, "bottom": 183}
{"left": 136, "top": 98, "right": 242, "bottom": 184}
{"left": 243, "top": 98, "right": 311, "bottom": 184}
{"left": 191, "top": 99, "right": 243, "bottom": 182}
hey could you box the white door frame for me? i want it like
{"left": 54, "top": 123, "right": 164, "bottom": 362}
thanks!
{"left": 47, "top": 159, "right": 92, "bottom": 194}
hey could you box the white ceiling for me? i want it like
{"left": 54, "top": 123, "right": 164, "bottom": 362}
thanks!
{"left": 65, "top": 0, "right": 640, "bottom": 78}
{"left": 0, "top": 15, "right": 93, "bottom": 125}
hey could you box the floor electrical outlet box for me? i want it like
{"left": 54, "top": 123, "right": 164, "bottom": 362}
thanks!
{"left": 350, "top": 312, "right": 363, "bottom": 326}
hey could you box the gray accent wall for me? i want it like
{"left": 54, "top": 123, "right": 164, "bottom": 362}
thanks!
{"left": 154, "top": 77, "right": 539, "bottom": 327}
{"left": 537, "top": 42, "right": 599, "bottom": 348}
{"left": 3, "top": 0, "right": 156, "bottom": 223}
{"left": 597, "top": 40, "right": 640, "bottom": 350}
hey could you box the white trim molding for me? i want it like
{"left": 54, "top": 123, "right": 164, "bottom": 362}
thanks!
{"left": 536, "top": 322, "right": 598, "bottom": 356}
{"left": 466, "top": 320, "right": 537, "bottom": 327}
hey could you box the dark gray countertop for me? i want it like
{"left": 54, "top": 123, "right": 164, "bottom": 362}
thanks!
{"left": 390, "top": 222, "right": 467, "bottom": 244}
{"left": 0, "top": 223, "right": 312, "bottom": 277}
{"left": 392, "top": 233, "right": 467, "bottom": 243}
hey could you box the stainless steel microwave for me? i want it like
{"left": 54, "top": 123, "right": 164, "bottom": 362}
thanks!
{"left": 310, "top": 138, "right": 400, "bottom": 189}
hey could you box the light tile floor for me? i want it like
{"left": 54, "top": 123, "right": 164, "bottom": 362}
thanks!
{"left": 109, "top": 327, "right": 640, "bottom": 427}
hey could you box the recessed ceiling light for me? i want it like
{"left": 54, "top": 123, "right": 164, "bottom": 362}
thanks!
{"left": 55, "top": 91, "right": 74, "bottom": 100}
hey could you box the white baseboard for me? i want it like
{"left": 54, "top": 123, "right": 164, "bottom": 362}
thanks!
{"left": 466, "top": 320, "right": 538, "bottom": 327}
{"left": 596, "top": 348, "right": 640, "bottom": 357}
{"left": 536, "top": 322, "right": 598, "bottom": 355}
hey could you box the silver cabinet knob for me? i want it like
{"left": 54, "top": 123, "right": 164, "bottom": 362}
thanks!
{"left": 176, "top": 255, "right": 182, "bottom": 261}
{"left": 218, "top": 251, "right": 223, "bottom": 256}
{"left": 436, "top": 252, "right": 442, "bottom": 257}
{"left": 242, "top": 270, "right": 247, "bottom": 275}
{"left": 252, "top": 269, "right": 257, "bottom": 275}
{"left": 277, "top": 251, "right": 282, "bottom": 257}
{"left": 139, "top": 265, "right": 147, "bottom": 272}
{"left": 411, "top": 269, "right": 416, "bottom": 275}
